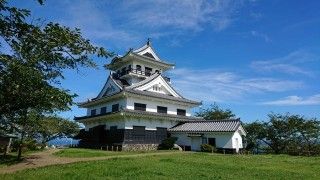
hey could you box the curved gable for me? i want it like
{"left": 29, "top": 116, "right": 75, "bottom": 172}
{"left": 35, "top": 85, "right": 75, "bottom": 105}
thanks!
{"left": 134, "top": 75, "right": 182, "bottom": 98}
{"left": 96, "top": 76, "right": 122, "bottom": 99}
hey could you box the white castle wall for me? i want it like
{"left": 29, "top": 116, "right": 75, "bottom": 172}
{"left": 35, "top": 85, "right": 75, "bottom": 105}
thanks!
{"left": 126, "top": 97, "right": 192, "bottom": 116}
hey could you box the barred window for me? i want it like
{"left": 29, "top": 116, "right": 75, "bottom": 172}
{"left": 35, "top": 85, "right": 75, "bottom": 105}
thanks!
{"left": 133, "top": 126, "right": 145, "bottom": 137}
{"left": 177, "top": 109, "right": 186, "bottom": 116}
{"left": 157, "top": 106, "right": 167, "bottom": 114}
{"left": 91, "top": 109, "right": 96, "bottom": 116}
{"left": 134, "top": 103, "right": 146, "bottom": 111}
{"left": 100, "top": 107, "right": 106, "bottom": 114}
{"left": 112, "top": 104, "right": 119, "bottom": 112}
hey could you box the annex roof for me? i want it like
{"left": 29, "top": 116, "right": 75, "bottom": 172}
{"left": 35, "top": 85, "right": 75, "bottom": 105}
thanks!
{"left": 169, "top": 119, "right": 245, "bottom": 134}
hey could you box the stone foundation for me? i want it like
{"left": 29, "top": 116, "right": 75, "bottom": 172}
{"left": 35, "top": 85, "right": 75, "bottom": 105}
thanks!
{"left": 122, "top": 144, "right": 159, "bottom": 151}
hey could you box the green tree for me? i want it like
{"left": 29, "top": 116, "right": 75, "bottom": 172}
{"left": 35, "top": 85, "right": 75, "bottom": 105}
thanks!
{"left": 0, "top": 0, "right": 113, "bottom": 159}
{"left": 245, "top": 113, "right": 320, "bottom": 155}
{"left": 195, "top": 103, "right": 236, "bottom": 120}
{"left": 35, "top": 115, "right": 80, "bottom": 144}
{"left": 244, "top": 121, "right": 265, "bottom": 152}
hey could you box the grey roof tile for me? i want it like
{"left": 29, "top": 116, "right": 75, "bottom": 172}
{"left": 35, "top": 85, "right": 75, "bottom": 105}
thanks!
{"left": 168, "top": 119, "right": 241, "bottom": 132}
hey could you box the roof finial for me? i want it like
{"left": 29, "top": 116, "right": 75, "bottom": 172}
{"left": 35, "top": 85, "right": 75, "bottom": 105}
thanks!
{"left": 147, "top": 38, "right": 151, "bottom": 46}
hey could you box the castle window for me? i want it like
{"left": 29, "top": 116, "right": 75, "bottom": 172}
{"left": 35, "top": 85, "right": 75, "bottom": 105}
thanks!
{"left": 134, "top": 103, "right": 146, "bottom": 111}
{"left": 112, "top": 104, "right": 119, "bottom": 112}
{"left": 133, "top": 126, "right": 145, "bottom": 137}
{"left": 91, "top": 109, "right": 96, "bottom": 116}
{"left": 145, "top": 67, "right": 152, "bottom": 76}
{"left": 100, "top": 107, "right": 106, "bottom": 114}
{"left": 136, "top": 65, "right": 141, "bottom": 71}
{"left": 157, "top": 106, "right": 167, "bottom": 114}
{"left": 177, "top": 109, "right": 186, "bottom": 116}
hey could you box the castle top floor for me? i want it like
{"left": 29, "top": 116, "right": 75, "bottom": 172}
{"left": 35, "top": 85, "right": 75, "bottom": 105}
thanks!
{"left": 106, "top": 40, "right": 175, "bottom": 81}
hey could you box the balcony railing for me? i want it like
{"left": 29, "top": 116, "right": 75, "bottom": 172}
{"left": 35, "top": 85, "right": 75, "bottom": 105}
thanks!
{"left": 114, "top": 68, "right": 154, "bottom": 78}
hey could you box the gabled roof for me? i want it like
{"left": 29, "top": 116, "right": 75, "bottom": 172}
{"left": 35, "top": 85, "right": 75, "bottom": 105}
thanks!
{"left": 132, "top": 39, "right": 161, "bottom": 61}
{"left": 169, "top": 119, "right": 245, "bottom": 134}
{"left": 106, "top": 40, "right": 175, "bottom": 71}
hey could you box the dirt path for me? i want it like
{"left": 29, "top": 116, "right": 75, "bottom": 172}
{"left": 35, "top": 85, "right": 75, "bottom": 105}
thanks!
{"left": 0, "top": 149, "right": 182, "bottom": 174}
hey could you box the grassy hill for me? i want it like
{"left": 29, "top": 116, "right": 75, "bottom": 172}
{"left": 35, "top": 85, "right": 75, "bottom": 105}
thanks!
{"left": 1, "top": 149, "right": 319, "bottom": 179}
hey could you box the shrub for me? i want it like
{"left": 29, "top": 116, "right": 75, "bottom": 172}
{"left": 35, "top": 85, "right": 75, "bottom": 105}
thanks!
{"left": 158, "top": 137, "right": 178, "bottom": 150}
{"left": 201, "top": 144, "right": 216, "bottom": 152}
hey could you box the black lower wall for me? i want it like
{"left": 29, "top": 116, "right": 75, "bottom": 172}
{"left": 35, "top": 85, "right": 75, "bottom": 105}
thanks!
{"left": 77, "top": 126, "right": 168, "bottom": 148}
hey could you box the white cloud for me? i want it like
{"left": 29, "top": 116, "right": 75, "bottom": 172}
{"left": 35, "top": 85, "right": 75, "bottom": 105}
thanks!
{"left": 250, "top": 50, "right": 318, "bottom": 76}
{"left": 251, "top": 30, "right": 271, "bottom": 42}
{"left": 41, "top": 0, "right": 250, "bottom": 49}
{"left": 121, "top": 0, "right": 243, "bottom": 31}
{"left": 261, "top": 94, "right": 320, "bottom": 106}
{"left": 169, "top": 68, "right": 303, "bottom": 102}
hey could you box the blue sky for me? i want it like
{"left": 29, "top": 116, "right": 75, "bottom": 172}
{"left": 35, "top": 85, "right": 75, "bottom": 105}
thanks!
{"left": 9, "top": 0, "right": 320, "bottom": 122}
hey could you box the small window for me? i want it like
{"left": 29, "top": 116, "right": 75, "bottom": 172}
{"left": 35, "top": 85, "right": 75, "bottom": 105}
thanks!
{"left": 112, "top": 104, "right": 119, "bottom": 112}
{"left": 177, "top": 109, "right": 186, "bottom": 116}
{"left": 157, "top": 106, "right": 167, "bottom": 114}
{"left": 91, "top": 109, "right": 96, "bottom": 116}
{"left": 134, "top": 103, "right": 146, "bottom": 111}
{"left": 136, "top": 65, "right": 141, "bottom": 71}
{"left": 145, "top": 67, "right": 152, "bottom": 76}
{"left": 100, "top": 107, "right": 106, "bottom": 114}
{"left": 208, "top": 138, "right": 216, "bottom": 147}
{"left": 133, "top": 126, "right": 145, "bottom": 137}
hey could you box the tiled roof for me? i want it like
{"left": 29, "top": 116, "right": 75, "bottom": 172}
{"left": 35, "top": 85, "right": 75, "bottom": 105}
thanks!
{"left": 74, "top": 109, "right": 203, "bottom": 122}
{"left": 168, "top": 119, "right": 242, "bottom": 132}
{"left": 122, "top": 109, "right": 203, "bottom": 121}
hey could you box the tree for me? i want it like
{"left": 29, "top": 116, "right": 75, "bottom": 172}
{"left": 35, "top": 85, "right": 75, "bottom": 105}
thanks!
{"left": 35, "top": 115, "right": 80, "bottom": 144}
{"left": 245, "top": 113, "right": 320, "bottom": 155}
{"left": 0, "top": 0, "right": 113, "bottom": 159}
{"left": 195, "top": 103, "right": 236, "bottom": 120}
{"left": 244, "top": 121, "right": 265, "bottom": 153}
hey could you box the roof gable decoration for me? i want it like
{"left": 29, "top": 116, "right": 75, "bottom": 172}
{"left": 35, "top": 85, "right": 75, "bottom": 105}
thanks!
{"left": 132, "top": 41, "right": 161, "bottom": 61}
{"left": 134, "top": 75, "right": 182, "bottom": 98}
{"left": 96, "top": 76, "right": 122, "bottom": 99}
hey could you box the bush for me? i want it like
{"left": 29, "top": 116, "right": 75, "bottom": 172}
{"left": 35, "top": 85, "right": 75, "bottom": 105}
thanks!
{"left": 201, "top": 144, "right": 216, "bottom": 152}
{"left": 158, "top": 137, "right": 178, "bottom": 150}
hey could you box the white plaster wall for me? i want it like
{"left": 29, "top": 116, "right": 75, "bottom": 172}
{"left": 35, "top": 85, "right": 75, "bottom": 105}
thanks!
{"left": 231, "top": 130, "right": 243, "bottom": 149}
{"left": 86, "top": 99, "right": 126, "bottom": 116}
{"left": 171, "top": 132, "right": 241, "bottom": 150}
{"left": 124, "top": 118, "right": 177, "bottom": 130}
{"left": 126, "top": 97, "right": 192, "bottom": 116}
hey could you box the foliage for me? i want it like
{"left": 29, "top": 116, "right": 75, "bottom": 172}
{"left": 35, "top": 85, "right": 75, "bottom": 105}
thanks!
{"left": 158, "top": 137, "right": 178, "bottom": 150}
{"left": 0, "top": 0, "right": 113, "bottom": 159}
{"left": 200, "top": 144, "right": 215, "bottom": 152}
{"left": 1, "top": 153, "right": 320, "bottom": 179}
{"left": 245, "top": 113, "right": 320, "bottom": 156}
{"left": 195, "top": 103, "right": 236, "bottom": 120}
{"left": 35, "top": 115, "right": 80, "bottom": 144}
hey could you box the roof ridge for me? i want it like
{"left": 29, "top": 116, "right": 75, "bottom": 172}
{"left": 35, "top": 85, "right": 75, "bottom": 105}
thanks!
{"left": 187, "top": 119, "right": 241, "bottom": 123}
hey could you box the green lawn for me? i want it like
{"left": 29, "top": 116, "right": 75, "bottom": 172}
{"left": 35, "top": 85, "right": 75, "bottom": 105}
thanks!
{"left": 53, "top": 148, "right": 144, "bottom": 158}
{"left": 1, "top": 152, "right": 320, "bottom": 179}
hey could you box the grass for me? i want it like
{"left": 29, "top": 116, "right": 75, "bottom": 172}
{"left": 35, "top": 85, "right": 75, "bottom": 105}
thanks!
{"left": 53, "top": 148, "right": 156, "bottom": 158}
{"left": 1, "top": 152, "right": 320, "bottom": 179}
